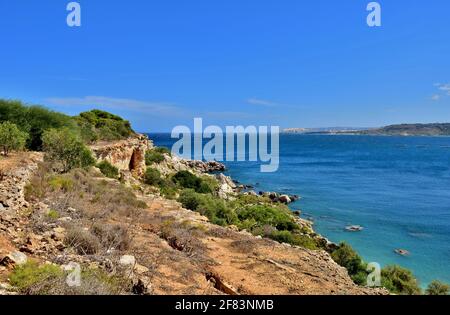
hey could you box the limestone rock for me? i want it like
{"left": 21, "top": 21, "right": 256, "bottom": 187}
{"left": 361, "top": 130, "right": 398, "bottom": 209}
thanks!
{"left": 0, "top": 251, "right": 27, "bottom": 267}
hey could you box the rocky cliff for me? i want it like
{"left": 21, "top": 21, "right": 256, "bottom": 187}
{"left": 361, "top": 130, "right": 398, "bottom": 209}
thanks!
{"left": 90, "top": 134, "right": 153, "bottom": 177}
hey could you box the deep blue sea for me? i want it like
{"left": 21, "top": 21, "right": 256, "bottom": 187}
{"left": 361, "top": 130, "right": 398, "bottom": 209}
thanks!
{"left": 148, "top": 133, "right": 450, "bottom": 286}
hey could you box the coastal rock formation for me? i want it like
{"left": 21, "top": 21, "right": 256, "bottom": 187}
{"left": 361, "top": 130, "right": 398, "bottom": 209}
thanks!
{"left": 153, "top": 154, "right": 226, "bottom": 176}
{"left": 215, "top": 173, "right": 237, "bottom": 199}
{"left": 90, "top": 134, "right": 153, "bottom": 177}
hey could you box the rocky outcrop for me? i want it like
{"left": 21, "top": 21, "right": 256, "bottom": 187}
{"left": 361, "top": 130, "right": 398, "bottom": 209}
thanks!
{"left": 90, "top": 135, "right": 152, "bottom": 177}
{"left": 153, "top": 154, "right": 226, "bottom": 176}
{"left": 215, "top": 173, "right": 237, "bottom": 199}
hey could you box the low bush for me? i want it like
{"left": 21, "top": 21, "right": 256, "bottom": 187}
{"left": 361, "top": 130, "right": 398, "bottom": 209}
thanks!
{"left": 48, "top": 175, "right": 74, "bottom": 192}
{"left": 9, "top": 261, "right": 64, "bottom": 294}
{"left": 144, "top": 167, "right": 163, "bottom": 186}
{"left": 64, "top": 227, "right": 101, "bottom": 255}
{"left": 9, "top": 261, "right": 127, "bottom": 295}
{"left": 268, "top": 230, "right": 317, "bottom": 250}
{"left": 97, "top": 161, "right": 119, "bottom": 179}
{"left": 381, "top": 265, "right": 421, "bottom": 295}
{"left": 236, "top": 204, "right": 298, "bottom": 232}
{"left": 47, "top": 209, "right": 59, "bottom": 220}
{"left": 145, "top": 148, "right": 167, "bottom": 165}
{"left": 178, "top": 189, "right": 238, "bottom": 226}
{"left": 172, "top": 171, "right": 212, "bottom": 193}
{"left": 91, "top": 223, "right": 131, "bottom": 251}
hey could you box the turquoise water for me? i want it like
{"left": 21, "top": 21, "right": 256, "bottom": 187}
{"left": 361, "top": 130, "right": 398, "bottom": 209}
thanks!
{"left": 149, "top": 133, "right": 450, "bottom": 286}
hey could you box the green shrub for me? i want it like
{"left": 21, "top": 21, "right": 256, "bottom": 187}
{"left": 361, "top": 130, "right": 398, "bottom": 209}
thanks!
{"left": 158, "top": 178, "right": 178, "bottom": 199}
{"left": 42, "top": 128, "right": 95, "bottom": 173}
{"left": 236, "top": 204, "right": 298, "bottom": 232}
{"left": 9, "top": 261, "right": 63, "bottom": 294}
{"left": 154, "top": 146, "right": 171, "bottom": 155}
{"left": 179, "top": 189, "right": 201, "bottom": 211}
{"left": 178, "top": 189, "right": 238, "bottom": 226}
{"left": 381, "top": 265, "right": 421, "bottom": 295}
{"left": 48, "top": 176, "right": 74, "bottom": 192}
{"left": 97, "top": 161, "right": 119, "bottom": 179}
{"left": 9, "top": 261, "right": 126, "bottom": 295}
{"left": 0, "top": 121, "right": 28, "bottom": 156}
{"left": 172, "top": 171, "right": 212, "bottom": 193}
{"left": 145, "top": 149, "right": 165, "bottom": 165}
{"left": 426, "top": 280, "right": 449, "bottom": 295}
{"left": 268, "top": 230, "right": 317, "bottom": 250}
{"left": 144, "top": 167, "right": 162, "bottom": 186}
{"left": 47, "top": 209, "right": 59, "bottom": 220}
{"left": 331, "top": 242, "right": 368, "bottom": 285}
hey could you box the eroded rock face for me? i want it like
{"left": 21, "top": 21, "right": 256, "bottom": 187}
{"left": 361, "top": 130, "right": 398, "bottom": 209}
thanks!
{"left": 90, "top": 135, "right": 153, "bottom": 177}
{"left": 0, "top": 152, "right": 43, "bottom": 215}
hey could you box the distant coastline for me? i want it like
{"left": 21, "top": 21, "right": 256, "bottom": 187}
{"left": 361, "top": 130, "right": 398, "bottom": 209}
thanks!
{"left": 283, "top": 123, "right": 450, "bottom": 137}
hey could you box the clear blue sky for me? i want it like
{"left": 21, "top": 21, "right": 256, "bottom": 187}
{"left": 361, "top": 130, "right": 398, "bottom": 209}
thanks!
{"left": 1, "top": 0, "right": 450, "bottom": 132}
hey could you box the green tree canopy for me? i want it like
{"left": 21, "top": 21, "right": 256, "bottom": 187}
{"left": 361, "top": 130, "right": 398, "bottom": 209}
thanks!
{"left": 42, "top": 128, "right": 95, "bottom": 173}
{"left": 426, "top": 280, "right": 449, "bottom": 295}
{"left": 0, "top": 121, "right": 28, "bottom": 156}
{"left": 381, "top": 265, "right": 421, "bottom": 295}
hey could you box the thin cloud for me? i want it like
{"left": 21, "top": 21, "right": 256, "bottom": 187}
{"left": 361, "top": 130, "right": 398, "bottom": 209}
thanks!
{"left": 246, "top": 98, "right": 278, "bottom": 107}
{"left": 431, "top": 94, "right": 441, "bottom": 101}
{"left": 45, "top": 96, "right": 183, "bottom": 117}
{"left": 438, "top": 84, "right": 450, "bottom": 95}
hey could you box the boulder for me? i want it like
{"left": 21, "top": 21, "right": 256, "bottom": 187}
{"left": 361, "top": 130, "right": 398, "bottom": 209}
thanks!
{"left": 279, "top": 195, "right": 292, "bottom": 204}
{"left": 119, "top": 255, "right": 136, "bottom": 267}
{"left": 0, "top": 251, "right": 27, "bottom": 267}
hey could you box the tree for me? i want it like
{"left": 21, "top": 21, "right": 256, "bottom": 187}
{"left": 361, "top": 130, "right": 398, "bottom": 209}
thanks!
{"left": 42, "top": 128, "right": 95, "bottom": 172}
{"left": 0, "top": 122, "right": 28, "bottom": 156}
{"left": 426, "top": 280, "right": 449, "bottom": 295}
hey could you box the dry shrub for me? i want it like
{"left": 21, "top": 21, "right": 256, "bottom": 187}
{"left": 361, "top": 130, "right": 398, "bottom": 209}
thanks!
{"left": 230, "top": 239, "right": 257, "bottom": 253}
{"left": 92, "top": 223, "right": 131, "bottom": 251}
{"left": 160, "top": 220, "right": 207, "bottom": 259}
{"left": 65, "top": 227, "right": 101, "bottom": 255}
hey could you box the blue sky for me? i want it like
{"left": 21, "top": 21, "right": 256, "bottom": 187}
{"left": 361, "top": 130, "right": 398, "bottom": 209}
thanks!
{"left": 1, "top": 0, "right": 450, "bottom": 132}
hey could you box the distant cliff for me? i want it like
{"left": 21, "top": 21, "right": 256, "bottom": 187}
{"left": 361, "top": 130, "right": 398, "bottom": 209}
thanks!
{"left": 358, "top": 123, "right": 450, "bottom": 136}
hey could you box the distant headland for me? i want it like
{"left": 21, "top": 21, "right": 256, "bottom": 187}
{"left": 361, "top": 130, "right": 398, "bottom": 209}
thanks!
{"left": 283, "top": 123, "right": 450, "bottom": 136}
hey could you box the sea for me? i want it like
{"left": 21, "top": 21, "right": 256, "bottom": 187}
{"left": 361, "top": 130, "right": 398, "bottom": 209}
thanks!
{"left": 148, "top": 133, "right": 450, "bottom": 286}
